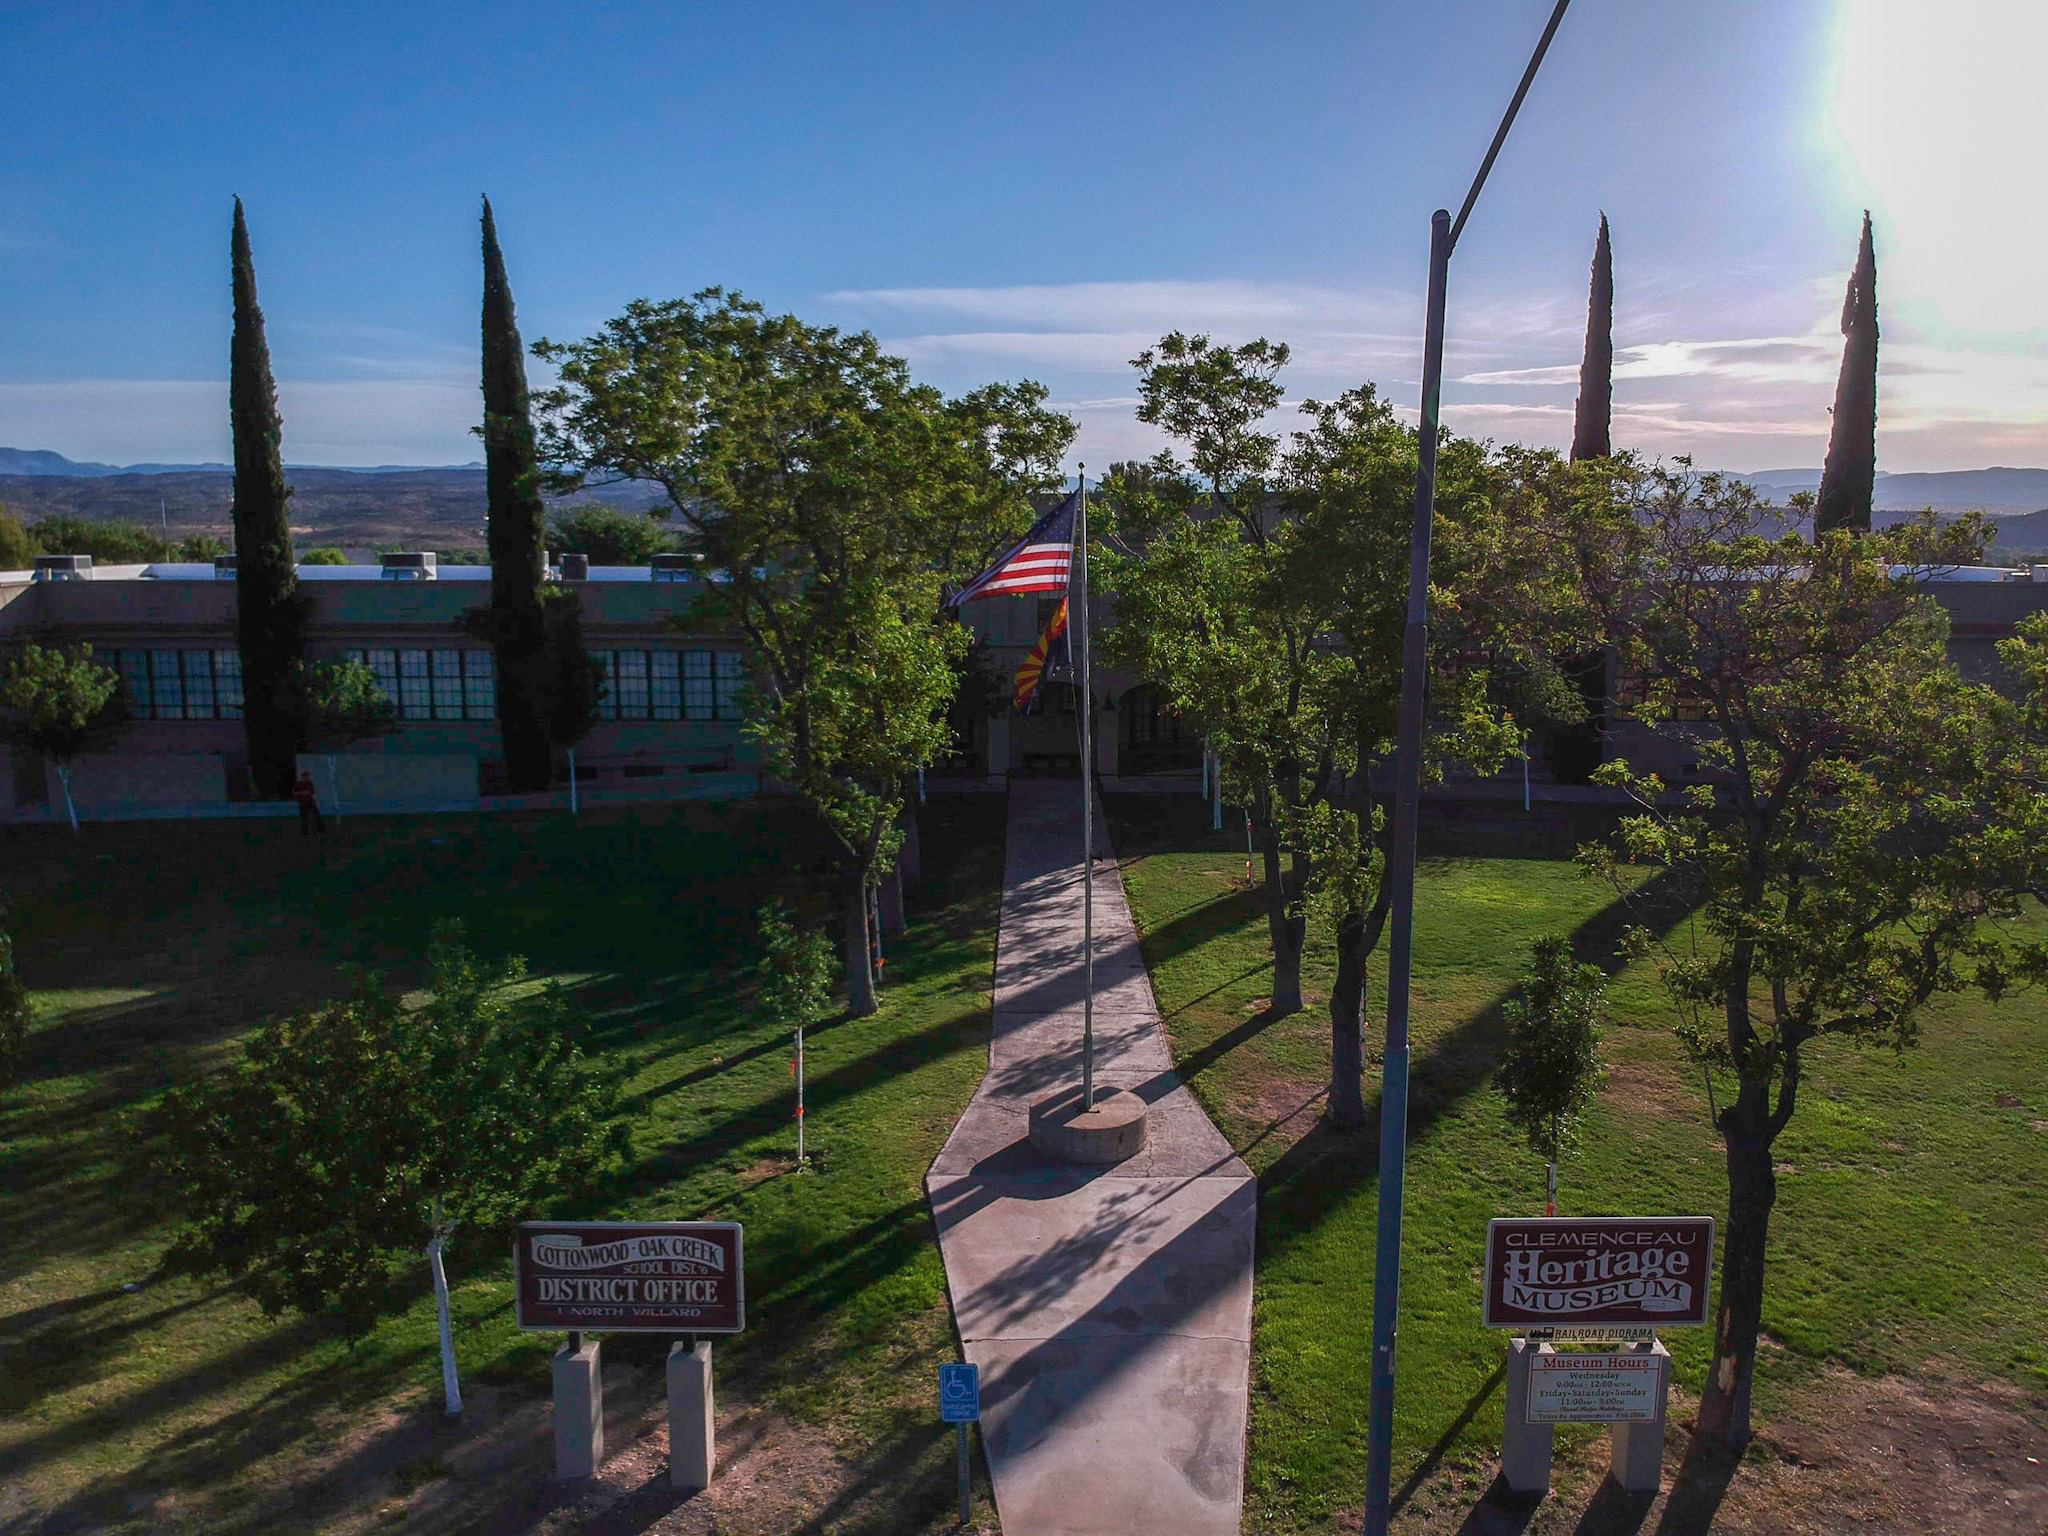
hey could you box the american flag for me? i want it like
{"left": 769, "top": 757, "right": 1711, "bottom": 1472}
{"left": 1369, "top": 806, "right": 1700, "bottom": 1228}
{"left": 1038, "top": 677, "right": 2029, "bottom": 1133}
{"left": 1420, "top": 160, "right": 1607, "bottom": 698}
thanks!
{"left": 947, "top": 490, "right": 1077, "bottom": 606}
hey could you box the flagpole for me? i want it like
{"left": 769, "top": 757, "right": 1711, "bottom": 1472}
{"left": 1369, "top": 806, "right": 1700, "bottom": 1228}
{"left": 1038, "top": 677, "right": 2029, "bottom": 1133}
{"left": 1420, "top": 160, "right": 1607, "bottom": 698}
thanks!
{"left": 1076, "top": 467, "right": 1095, "bottom": 1111}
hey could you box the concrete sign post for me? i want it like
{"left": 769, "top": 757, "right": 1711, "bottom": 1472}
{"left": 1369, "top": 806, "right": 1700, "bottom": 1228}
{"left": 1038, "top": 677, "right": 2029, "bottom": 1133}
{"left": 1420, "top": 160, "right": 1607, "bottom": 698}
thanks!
{"left": 517, "top": 1222, "right": 745, "bottom": 1485}
{"left": 939, "top": 1362, "right": 980, "bottom": 1526}
{"left": 1483, "top": 1217, "right": 1710, "bottom": 1498}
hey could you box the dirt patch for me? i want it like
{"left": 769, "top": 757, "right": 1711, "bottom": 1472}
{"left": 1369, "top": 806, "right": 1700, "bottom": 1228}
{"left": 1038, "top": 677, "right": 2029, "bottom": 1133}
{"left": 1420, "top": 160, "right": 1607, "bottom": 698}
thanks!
{"left": 1227, "top": 1072, "right": 1327, "bottom": 1163}
{"left": 1600, "top": 1058, "right": 1702, "bottom": 1125}
{"left": 1381, "top": 1363, "right": 2047, "bottom": 1535}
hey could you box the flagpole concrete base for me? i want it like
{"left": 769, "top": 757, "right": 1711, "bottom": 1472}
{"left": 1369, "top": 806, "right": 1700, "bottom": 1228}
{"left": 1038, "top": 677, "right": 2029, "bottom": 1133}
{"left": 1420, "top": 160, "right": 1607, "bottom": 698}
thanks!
{"left": 1027, "top": 1086, "right": 1148, "bottom": 1164}
{"left": 668, "top": 1339, "right": 715, "bottom": 1491}
{"left": 552, "top": 1337, "right": 603, "bottom": 1481}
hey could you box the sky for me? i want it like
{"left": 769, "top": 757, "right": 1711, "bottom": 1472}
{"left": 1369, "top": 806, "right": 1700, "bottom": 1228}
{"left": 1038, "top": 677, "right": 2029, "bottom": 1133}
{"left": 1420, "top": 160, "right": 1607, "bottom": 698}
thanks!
{"left": 1, "top": 0, "right": 2042, "bottom": 473}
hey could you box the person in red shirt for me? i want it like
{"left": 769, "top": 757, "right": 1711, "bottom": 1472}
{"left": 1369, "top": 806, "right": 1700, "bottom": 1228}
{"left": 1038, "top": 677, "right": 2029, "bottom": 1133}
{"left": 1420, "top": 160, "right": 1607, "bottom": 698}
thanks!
{"left": 292, "top": 770, "right": 326, "bottom": 837}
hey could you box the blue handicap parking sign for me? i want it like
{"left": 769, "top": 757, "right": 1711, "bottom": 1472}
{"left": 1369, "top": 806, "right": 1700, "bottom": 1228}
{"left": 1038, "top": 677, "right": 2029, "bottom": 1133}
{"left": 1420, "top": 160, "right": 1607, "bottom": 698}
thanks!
{"left": 938, "top": 1361, "right": 980, "bottom": 1422}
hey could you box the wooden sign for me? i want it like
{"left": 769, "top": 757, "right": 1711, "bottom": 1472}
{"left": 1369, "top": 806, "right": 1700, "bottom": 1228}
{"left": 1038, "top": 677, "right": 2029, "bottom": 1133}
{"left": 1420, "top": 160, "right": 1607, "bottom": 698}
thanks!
{"left": 1482, "top": 1217, "right": 1713, "bottom": 1331}
{"left": 515, "top": 1221, "right": 744, "bottom": 1334}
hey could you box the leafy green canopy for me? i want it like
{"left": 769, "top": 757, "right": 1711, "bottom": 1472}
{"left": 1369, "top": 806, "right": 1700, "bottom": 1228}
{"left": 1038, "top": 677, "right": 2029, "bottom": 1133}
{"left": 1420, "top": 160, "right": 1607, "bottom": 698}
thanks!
{"left": 0, "top": 643, "right": 129, "bottom": 762}
{"left": 757, "top": 898, "right": 835, "bottom": 1031}
{"left": 546, "top": 503, "right": 680, "bottom": 564}
{"left": 536, "top": 290, "right": 1070, "bottom": 891}
{"left": 150, "top": 928, "right": 627, "bottom": 1328}
{"left": 1577, "top": 461, "right": 2048, "bottom": 1441}
{"left": 297, "top": 657, "right": 397, "bottom": 750}
{"left": 1494, "top": 935, "right": 1608, "bottom": 1164}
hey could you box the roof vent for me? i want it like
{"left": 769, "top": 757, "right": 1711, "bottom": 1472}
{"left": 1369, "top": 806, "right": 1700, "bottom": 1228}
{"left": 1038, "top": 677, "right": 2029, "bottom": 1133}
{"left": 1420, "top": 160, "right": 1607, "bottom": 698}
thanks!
{"left": 650, "top": 553, "right": 691, "bottom": 582}
{"left": 380, "top": 551, "right": 438, "bottom": 581}
{"left": 561, "top": 552, "right": 591, "bottom": 582}
{"left": 2032, "top": 564, "right": 2048, "bottom": 585}
{"left": 32, "top": 554, "right": 92, "bottom": 582}
{"left": 214, "top": 556, "right": 238, "bottom": 579}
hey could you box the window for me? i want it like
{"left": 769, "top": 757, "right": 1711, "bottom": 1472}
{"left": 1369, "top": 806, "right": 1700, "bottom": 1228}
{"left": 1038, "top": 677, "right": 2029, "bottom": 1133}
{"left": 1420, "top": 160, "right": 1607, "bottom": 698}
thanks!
{"left": 214, "top": 649, "right": 244, "bottom": 719}
{"left": 683, "top": 650, "right": 713, "bottom": 720}
{"left": 651, "top": 651, "right": 682, "bottom": 721}
{"left": 589, "top": 649, "right": 738, "bottom": 723}
{"left": 462, "top": 650, "right": 495, "bottom": 720}
{"left": 118, "top": 651, "right": 152, "bottom": 717}
{"left": 715, "top": 651, "right": 745, "bottom": 719}
{"left": 399, "top": 649, "right": 432, "bottom": 720}
{"left": 431, "top": 650, "right": 464, "bottom": 720}
{"left": 150, "top": 650, "right": 185, "bottom": 719}
{"left": 182, "top": 650, "right": 215, "bottom": 719}
{"left": 615, "top": 649, "right": 650, "bottom": 718}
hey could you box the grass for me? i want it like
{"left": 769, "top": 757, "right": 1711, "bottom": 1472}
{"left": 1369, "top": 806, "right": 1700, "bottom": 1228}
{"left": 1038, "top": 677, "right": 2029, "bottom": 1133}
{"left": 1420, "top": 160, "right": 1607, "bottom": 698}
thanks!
{"left": 0, "top": 796, "right": 1005, "bottom": 1535}
{"left": 1105, "top": 794, "right": 2048, "bottom": 1534}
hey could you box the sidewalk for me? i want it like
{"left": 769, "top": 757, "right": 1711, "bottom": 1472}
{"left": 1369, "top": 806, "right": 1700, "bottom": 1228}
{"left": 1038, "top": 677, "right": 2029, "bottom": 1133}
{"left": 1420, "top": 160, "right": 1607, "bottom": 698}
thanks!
{"left": 926, "top": 780, "right": 1255, "bottom": 1535}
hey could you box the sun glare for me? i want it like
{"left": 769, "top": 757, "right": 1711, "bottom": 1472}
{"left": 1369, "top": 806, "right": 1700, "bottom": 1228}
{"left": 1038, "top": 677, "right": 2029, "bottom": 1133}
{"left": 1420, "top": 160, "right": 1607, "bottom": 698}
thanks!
{"left": 1829, "top": 0, "right": 2048, "bottom": 338}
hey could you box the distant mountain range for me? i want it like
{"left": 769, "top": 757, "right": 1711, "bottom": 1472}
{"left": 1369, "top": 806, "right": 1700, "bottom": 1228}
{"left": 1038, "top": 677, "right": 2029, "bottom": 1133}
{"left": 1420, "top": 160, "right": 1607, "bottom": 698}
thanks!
{"left": 3, "top": 449, "right": 2046, "bottom": 557}
{"left": 0, "top": 447, "right": 665, "bottom": 550}
{"left": 0, "top": 447, "right": 485, "bottom": 478}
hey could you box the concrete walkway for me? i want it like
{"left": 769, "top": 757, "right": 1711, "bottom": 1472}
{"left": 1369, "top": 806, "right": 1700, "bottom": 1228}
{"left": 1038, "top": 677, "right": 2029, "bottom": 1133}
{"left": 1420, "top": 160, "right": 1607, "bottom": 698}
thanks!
{"left": 927, "top": 780, "right": 1255, "bottom": 1535}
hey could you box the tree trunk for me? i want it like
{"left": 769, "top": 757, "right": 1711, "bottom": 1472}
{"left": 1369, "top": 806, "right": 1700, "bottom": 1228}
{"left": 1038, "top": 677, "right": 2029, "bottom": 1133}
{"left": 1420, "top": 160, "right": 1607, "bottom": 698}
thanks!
{"left": 899, "top": 802, "right": 922, "bottom": 881}
{"left": 843, "top": 875, "right": 878, "bottom": 1016}
{"left": 55, "top": 763, "right": 79, "bottom": 835}
{"left": 1696, "top": 1092, "right": 1777, "bottom": 1446}
{"left": 880, "top": 863, "right": 906, "bottom": 935}
{"left": 1256, "top": 794, "right": 1303, "bottom": 1014}
{"left": 567, "top": 746, "right": 579, "bottom": 818}
{"left": 1327, "top": 903, "right": 1367, "bottom": 1126}
{"left": 426, "top": 1228, "right": 463, "bottom": 1415}
{"left": 326, "top": 752, "right": 344, "bottom": 820}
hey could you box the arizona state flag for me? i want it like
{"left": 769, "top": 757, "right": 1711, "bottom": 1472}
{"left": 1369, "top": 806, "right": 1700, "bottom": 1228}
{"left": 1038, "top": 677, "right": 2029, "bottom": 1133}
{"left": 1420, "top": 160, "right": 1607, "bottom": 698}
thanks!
{"left": 1013, "top": 597, "right": 1070, "bottom": 712}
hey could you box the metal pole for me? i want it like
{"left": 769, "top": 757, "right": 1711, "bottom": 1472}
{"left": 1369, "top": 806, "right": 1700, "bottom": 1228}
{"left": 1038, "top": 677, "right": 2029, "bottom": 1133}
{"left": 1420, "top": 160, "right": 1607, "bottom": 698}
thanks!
{"left": 1363, "top": 9, "right": 1571, "bottom": 1529}
{"left": 956, "top": 1421, "right": 972, "bottom": 1524}
{"left": 795, "top": 1025, "right": 806, "bottom": 1165}
{"left": 1363, "top": 207, "right": 1451, "bottom": 1536}
{"left": 1076, "top": 471, "right": 1095, "bottom": 1110}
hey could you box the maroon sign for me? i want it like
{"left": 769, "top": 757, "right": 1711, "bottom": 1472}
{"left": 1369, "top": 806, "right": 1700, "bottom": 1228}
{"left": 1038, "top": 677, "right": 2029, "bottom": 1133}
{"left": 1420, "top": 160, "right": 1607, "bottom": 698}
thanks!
{"left": 1482, "top": 1217, "right": 1713, "bottom": 1331}
{"left": 515, "top": 1221, "right": 744, "bottom": 1334}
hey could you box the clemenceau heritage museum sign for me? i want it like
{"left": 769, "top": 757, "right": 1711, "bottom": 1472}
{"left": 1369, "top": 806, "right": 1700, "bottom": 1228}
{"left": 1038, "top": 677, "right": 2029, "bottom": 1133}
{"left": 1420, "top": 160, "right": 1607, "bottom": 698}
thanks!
{"left": 1482, "top": 1216, "right": 1714, "bottom": 1332}
{"left": 515, "top": 1221, "right": 745, "bottom": 1334}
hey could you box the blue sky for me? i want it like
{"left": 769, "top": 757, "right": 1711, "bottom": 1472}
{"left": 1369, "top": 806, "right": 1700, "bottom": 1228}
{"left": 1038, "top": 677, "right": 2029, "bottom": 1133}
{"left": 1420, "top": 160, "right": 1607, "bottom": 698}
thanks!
{"left": 2, "top": 0, "right": 2041, "bottom": 472}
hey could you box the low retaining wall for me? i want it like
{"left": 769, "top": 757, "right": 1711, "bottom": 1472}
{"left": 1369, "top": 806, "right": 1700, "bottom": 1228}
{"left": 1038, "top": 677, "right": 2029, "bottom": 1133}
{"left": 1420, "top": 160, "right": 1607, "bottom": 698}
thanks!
{"left": 299, "top": 752, "right": 480, "bottom": 812}
{"left": 57, "top": 753, "right": 227, "bottom": 812}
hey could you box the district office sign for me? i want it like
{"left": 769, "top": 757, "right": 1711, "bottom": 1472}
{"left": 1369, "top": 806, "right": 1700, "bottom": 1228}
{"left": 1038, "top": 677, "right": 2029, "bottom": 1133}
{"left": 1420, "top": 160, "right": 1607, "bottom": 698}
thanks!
{"left": 1525, "top": 1350, "right": 1664, "bottom": 1424}
{"left": 1482, "top": 1216, "right": 1713, "bottom": 1331}
{"left": 515, "top": 1221, "right": 745, "bottom": 1334}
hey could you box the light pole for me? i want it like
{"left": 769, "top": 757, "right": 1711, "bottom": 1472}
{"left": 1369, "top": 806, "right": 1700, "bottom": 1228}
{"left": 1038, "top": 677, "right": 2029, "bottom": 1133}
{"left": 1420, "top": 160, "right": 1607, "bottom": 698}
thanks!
{"left": 1362, "top": 3, "right": 1574, "bottom": 1532}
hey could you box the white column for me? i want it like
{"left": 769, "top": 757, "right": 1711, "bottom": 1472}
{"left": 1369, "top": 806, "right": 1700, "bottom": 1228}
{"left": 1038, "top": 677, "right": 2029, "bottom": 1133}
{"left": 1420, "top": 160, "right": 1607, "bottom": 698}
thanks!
{"left": 553, "top": 1337, "right": 603, "bottom": 1480}
{"left": 668, "top": 1339, "right": 715, "bottom": 1490}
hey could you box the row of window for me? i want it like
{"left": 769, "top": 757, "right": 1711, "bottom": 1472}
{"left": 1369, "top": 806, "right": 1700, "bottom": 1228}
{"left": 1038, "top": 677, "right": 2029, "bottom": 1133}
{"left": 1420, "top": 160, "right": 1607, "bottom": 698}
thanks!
{"left": 346, "top": 649, "right": 498, "bottom": 722}
{"left": 115, "top": 650, "right": 246, "bottom": 720}
{"left": 596, "top": 649, "right": 746, "bottom": 721}
{"left": 102, "top": 645, "right": 746, "bottom": 726}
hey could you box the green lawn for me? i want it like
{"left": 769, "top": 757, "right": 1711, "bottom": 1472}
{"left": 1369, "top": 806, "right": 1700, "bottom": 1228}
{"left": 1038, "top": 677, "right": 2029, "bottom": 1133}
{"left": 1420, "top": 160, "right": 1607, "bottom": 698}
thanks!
{"left": 0, "top": 797, "right": 1004, "bottom": 1535}
{"left": 1106, "top": 795, "right": 2048, "bottom": 1534}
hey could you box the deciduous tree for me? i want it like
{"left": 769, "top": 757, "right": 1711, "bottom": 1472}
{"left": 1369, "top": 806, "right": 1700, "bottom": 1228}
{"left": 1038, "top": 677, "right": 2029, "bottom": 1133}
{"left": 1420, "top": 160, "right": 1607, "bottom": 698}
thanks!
{"left": 1494, "top": 935, "right": 1608, "bottom": 1215}
{"left": 151, "top": 928, "right": 627, "bottom": 1414}
{"left": 0, "top": 643, "right": 130, "bottom": 833}
{"left": 1579, "top": 467, "right": 2048, "bottom": 1445}
{"left": 298, "top": 657, "right": 397, "bottom": 818}
{"left": 537, "top": 290, "right": 1068, "bottom": 1013}
{"left": 0, "top": 898, "right": 29, "bottom": 1088}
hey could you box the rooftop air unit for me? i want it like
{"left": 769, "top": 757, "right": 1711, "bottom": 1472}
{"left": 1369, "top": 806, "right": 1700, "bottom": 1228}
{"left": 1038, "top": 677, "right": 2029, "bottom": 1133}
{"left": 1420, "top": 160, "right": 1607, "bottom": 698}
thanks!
{"left": 31, "top": 554, "right": 92, "bottom": 582}
{"left": 380, "top": 551, "right": 438, "bottom": 581}
{"left": 650, "top": 553, "right": 692, "bottom": 582}
{"left": 560, "top": 552, "right": 590, "bottom": 582}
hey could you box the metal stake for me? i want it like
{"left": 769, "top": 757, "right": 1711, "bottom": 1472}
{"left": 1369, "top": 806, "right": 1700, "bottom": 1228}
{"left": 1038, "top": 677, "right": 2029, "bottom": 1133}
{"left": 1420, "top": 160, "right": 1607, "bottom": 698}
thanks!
{"left": 956, "top": 1421, "right": 972, "bottom": 1525}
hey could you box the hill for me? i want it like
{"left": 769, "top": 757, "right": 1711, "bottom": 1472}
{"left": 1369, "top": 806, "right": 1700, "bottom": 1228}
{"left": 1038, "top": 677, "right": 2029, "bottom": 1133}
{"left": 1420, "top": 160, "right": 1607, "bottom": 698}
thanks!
{"left": 0, "top": 453, "right": 666, "bottom": 551}
{"left": 1735, "top": 465, "right": 2048, "bottom": 513}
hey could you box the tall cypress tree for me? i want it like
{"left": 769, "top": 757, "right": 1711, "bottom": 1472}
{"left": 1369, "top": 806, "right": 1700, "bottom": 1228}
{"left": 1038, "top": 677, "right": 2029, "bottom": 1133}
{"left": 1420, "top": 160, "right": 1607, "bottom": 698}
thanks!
{"left": 229, "top": 198, "right": 307, "bottom": 798}
{"left": 480, "top": 198, "right": 552, "bottom": 791}
{"left": 1570, "top": 212, "right": 1613, "bottom": 462}
{"left": 1816, "top": 211, "right": 1879, "bottom": 534}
